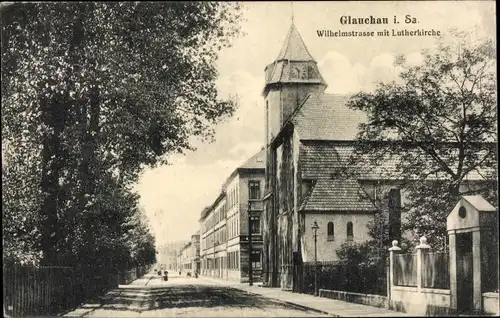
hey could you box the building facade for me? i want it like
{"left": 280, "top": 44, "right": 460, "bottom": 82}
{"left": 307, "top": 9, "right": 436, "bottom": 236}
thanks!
{"left": 178, "top": 242, "right": 192, "bottom": 273}
{"left": 199, "top": 149, "right": 265, "bottom": 283}
{"left": 191, "top": 231, "right": 201, "bottom": 274}
{"left": 262, "top": 22, "right": 382, "bottom": 291}
{"left": 261, "top": 21, "right": 492, "bottom": 292}
{"left": 177, "top": 233, "right": 200, "bottom": 275}
{"left": 260, "top": 22, "right": 412, "bottom": 291}
{"left": 157, "top": 241, "right": 187, "bottom": 271}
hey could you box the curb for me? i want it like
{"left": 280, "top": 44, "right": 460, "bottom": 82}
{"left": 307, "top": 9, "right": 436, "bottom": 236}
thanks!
{"left": 198, "top": 276, "right": 339, "bottom": 316}
{"left": 280, "top": 300, "right": 339, "bottom": 317}
{"left": 239, "top": 288, "right": 338, "bottom": 317}
{"left": 144, "top": 275, "right": 154, "bottom": 286}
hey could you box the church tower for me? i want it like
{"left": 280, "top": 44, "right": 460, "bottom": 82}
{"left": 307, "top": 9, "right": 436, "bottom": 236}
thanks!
{"left": 262, "top": 21, "right": 327, "bottom": 288}
{"left": 263, "top": 22, "right": 327, "bottom": 146}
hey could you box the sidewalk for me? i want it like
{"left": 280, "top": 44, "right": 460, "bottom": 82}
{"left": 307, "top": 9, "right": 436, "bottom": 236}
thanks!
{"left": 199, "top": 276, "right": 410, "bottom": 317}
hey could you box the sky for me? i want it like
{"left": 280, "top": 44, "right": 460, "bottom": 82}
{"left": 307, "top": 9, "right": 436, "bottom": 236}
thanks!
{"left": 134, "top": 1, "right": 496, "bottom": 247}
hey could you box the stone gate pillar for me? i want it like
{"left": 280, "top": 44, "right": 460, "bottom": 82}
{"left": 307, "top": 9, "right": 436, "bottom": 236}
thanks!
{"left": 447, "top": 195, "right": 498, "bottom": 315}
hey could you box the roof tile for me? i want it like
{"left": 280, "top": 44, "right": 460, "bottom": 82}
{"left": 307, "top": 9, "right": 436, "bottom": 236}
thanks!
{"left": 300, "top": 178, "right": 376, "bottom": 212}
{"left": 293, "top": 93, "right": 366, "bottom": 141}
{"left": 299, "top": 142, "right": 490, "bottom": 181}
{"left": 276, "top": 23, "right": 315, "bottom": 61}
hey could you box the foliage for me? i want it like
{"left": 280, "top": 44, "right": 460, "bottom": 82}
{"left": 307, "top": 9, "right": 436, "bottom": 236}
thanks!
{"left": 1, "top": 2, "right": 242, "bottom": 266}
{"left": 315, "top": 241, "right": 387, "bottom": 295}
{"left": 347, "top": 30, "right": 497, "bottom": 250}
{"left": 2, "top": 163, "right": 43, "bottom": 266}
{"left": 302, "top": 257, "right": 387, "bottom": 296}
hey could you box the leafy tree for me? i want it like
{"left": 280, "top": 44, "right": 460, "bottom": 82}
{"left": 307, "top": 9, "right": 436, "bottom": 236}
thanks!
{"left": 334, "top": 240, "right": 388, "bottom": 295}
{"left": 2, "top": 2, "right": 242, "bottom": 265}
{"left": 347, "top": 30, "right": 497, "bottom": 249}
{"left": 2, "top": 162, "right": 43, "bottom": 266}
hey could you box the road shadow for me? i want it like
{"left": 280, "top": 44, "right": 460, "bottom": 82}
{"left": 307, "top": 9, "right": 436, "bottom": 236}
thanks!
{"left": 75, "top": 276, "right": 313, "bottom": 315}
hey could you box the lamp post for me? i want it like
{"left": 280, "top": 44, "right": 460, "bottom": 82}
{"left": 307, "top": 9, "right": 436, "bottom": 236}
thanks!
{"left": 312, "top": 220, "right": 319, "bottom": 296}
{"left": 248, "top": 201, "right": 253, "bottom": 286}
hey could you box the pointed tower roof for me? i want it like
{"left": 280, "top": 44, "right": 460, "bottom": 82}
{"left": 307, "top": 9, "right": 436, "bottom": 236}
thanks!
{"left": 276, "top": 23, "right": 315, "bottom": 61}
{"left": 263, "top": 23, "right": 327, "bottom": 96}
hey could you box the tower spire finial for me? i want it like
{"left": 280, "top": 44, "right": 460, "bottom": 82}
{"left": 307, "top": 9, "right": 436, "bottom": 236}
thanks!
{"left": 291, "top": 2, "right": 294, "bottom": 23}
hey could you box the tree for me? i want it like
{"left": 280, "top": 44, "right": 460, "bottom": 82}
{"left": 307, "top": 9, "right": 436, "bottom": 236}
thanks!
{"left": 2, "top": 2, "right": 243, "bottom": 265}
{"left": 347, "top": 30, "right": 497, "bottom": 249}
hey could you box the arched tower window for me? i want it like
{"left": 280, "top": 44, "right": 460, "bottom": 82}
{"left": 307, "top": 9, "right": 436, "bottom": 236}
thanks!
{"left": 308, "top": 65, "right": 316, "bottom": 78}
{"left": 347, "top": 222, "right": 353, "bottom": 240}
{"left": 327, "top": 222, "right": 334, "bottom": 241}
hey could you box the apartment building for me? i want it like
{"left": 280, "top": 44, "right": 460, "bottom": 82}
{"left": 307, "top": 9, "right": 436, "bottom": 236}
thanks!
{"left": 191, "top": 231, "right": 201, "bottom": 274}
{"left": 200, "top": 192, "right": 227, "bottom": 278}
{"left": 176, "top": 232, "right": 200, "bottom": 274}
{"left": 199, "top": 148, "right": 265, "bottom": 283}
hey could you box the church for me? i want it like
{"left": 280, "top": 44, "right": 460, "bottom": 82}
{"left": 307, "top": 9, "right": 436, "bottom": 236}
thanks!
{"left": 260, "top": 21, "right": 395, "bottom": 291}
{"left": 260, "top": 21, "right": 491, "bottom": 291}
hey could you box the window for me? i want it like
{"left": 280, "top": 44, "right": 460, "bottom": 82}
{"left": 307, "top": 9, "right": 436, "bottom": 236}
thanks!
{"left": 308, "top": 66, "right": 316, "bottom": 78}
{"left": 327, "top": 222, "right": 334, "bottom": 241}
{"left": 236, "top": 251, "right": 239, "bottom": 269}
{"left": 249, "top": 180, "right": 261, "bottom": 200}
{"left": 251, "top": 250, "right": 262, "bottom": 269}
{"left": 347, "top": 222, "right": 353, "bottom": 240}
{"left": 250, "top": 216, "right": 260, "bottom": 234}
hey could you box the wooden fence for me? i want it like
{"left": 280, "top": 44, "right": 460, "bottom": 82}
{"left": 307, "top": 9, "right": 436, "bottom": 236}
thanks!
{"left": 393, "top": 250, "right": 450, "bottom": 289}
{"left": 422, "top": 252, "right": 450, "bottom": 289}
{"left": 393, "top": 253, "right": 418, "bottom": 287}
{"left": 3, "top": 264, "right": 152, "bottom": 317}
{"left": 300, "top": 258, "right": 388, "bottom": 296}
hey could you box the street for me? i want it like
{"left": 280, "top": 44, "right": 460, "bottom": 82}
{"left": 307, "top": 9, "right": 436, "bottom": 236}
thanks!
{"left": 64, "top": 273, "right": 328, "bottom": 317}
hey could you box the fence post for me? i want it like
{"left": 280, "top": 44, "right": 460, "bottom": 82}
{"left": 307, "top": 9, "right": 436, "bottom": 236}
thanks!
{"left": 416, "top": 236, "right": 430, "bottom": 293}
{"left": 388, "top": 240, "right": 402, "bottom": 308}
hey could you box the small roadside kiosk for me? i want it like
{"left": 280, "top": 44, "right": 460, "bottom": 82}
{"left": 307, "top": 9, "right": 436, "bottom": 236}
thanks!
{"left": 447, "top": 195, "right": 498, "bottom": 315}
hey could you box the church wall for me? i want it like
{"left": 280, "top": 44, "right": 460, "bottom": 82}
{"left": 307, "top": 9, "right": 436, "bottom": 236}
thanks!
{"left": 280, "top": 84, "right": 325, "bottom": 125}
{"left": 292, "top": 131, "right": 301, "bottom": 255}
{"left": 302, "top": 212, "right": 374, "bottom": 262}
{"left": 275, "top": 144, "right": 284, "bottom": 286}
{"left": 275, "top": 135, "right": 295, "bottom": 290}
{"left": 263, "top": 143, "right": 279, "bottom": 286}
{"left": 357, "top": 180, "right": 491, "bottom": 246}
{"left": 266, "top": 90, "right": 281, "bottom": 143}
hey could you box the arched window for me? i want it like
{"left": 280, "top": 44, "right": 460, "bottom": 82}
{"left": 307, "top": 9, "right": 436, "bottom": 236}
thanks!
{"left": 327, "top": 222, "right": 334, "bottom": 241}
{"left": 347, "top": 222, "right": 354, "bottom": 240}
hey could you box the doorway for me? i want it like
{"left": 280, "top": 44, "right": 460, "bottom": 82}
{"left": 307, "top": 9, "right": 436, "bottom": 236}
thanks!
{"left": 456, "top": 232, "right": 474, "bottom": 314}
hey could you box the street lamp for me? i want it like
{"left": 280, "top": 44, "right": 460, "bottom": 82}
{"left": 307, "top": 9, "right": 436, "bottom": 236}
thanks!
{"left": 311, "top": 220, "right": 319, "bottom": 296}
{"left": 248, "top": 201, "right": 253, "bottom": 286}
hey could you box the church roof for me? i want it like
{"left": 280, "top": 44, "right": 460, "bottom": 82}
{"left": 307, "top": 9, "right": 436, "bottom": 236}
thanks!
{"left": 299, "top": 142, "right": 493, "bottom": 181}
{"left": 276, "top": 23, "right": 315, "bottom": 61}
{"left": 292, "top": 93, "right": 367, "bottom": 141}
{"left": 263, "top": 23, "right": 327, "bottom": 94}
{"left": 299, "top": 143, "right": 400, "bottom": 180}
{"left": 299, "top": 178, "right": 376, "bottom": 212}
